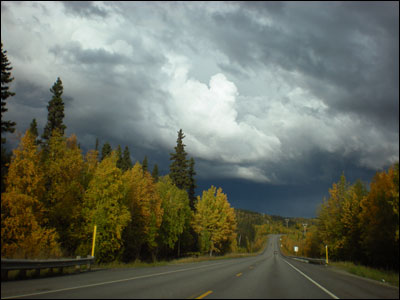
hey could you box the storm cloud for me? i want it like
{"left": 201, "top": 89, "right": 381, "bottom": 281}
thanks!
{"left": 1, "top": 1, "right": 398, "bottom": 217}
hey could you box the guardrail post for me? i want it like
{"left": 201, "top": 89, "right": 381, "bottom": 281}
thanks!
{"left": 87, "top": 255, "right": 92, "bottom": 271}
{"left": 75, "top": 256, "right": 81, "bottom": 273}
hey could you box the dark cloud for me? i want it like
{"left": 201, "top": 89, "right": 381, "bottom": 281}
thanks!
{"left": 13, "top": 80, "right": 49, "bottom": 109}
{"left": 49, "top": 42, "right": 128, "bottom": 66}
{"left": 61, "top": 1, "right": 108, "bottom": 18}
{"left": 240, "top": 1, "right": 286, "bottom": 15}
{"left": 201, "top": 1, "right": 399, "bottom": 138}
{"left": 196, "top": 178, "right": 333, "bottom": 218}
{"left": 140, "top": 1, "right": 387, "bottom": 105}
{"left": 1, "top": 2, "right": 398, "bottom": 217}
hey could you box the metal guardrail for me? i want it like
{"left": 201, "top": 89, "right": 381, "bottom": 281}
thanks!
{"left": 286, "top": 255, "right": 326, "bottom": 265}
{"left": 1, "top": 255, "right": 95, "bottom": 279}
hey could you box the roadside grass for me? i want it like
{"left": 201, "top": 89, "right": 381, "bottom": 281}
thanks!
{"left": 278, "top": 235, "right": 399, "bottom": 288}
{"left": 330, "top": 261, "right": 399, "bottom": 287}
{"left": 97, "top": 251, "right": 262, "bottom": 270}
{"left": 98, "top": 236, "right": 270, "bottom": 269}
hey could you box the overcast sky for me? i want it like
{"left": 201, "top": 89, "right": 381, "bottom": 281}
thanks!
{"left": 1, "top": 1, "right": 398, "bottom": 217}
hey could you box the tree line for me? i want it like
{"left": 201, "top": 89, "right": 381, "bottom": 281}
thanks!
{"left": 281, "top": 165, "right": 399, "bottom": 271}
{"left": 1, "top": 43, "right": 237, "bottom": 263}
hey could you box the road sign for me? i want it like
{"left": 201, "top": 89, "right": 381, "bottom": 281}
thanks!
{"left": 294, "top": 246, "right": 298, "bottom": 253}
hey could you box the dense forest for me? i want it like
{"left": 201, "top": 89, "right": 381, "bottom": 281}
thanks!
{"left": 281, "top": 165, "right": 399, "bottom": 271}
{"left": 1, "top": 43, "right": 240, "bottom": 263}
{"left": 1, "top": 125, "right": 241, "bottom": 263}
{"left": 2, "top": 42, "right": 398, "bottom": 273}
{"left": 1, "top": 42, "right": 282, "bottom": 264}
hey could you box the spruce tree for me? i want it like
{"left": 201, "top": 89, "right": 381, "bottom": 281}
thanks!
{"left": 152, "top": 164, "right": 159, "bottom": 182}
{"left": 142, "top": 156, "right": 148, "bottom": 173}
{"left": 1, "top": 43, "right": 15, "bottom": 193}
{"left": 101, "top": 142, "right": 112, "bottom": 161}
{"left": 29, "top": 118, "right": 38, "bottom": 139}
{"left": 116, "top": 145, "right": 123, "bottom": 169}
{"left": 169, "top": 129, "right": 189, "bottom": 190}
{"left": 42, "top": 77, "right": 66, "bottom": 142}
{"left": 121, "top": 146, "right": 132, "bottom": 171}
{"left": 28, "top": 118, "right": 41, "bottom": 146}
{"left": 95, "top": 138, "right": 99, "bottom": 152}
{"left": 1, "top": 43, "right": 16, "bottom": 144}
{"left": 188, "top": 157, "right": 197, "bottom": 210}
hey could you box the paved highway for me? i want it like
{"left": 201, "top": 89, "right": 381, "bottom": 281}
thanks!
{"left": 1, "top": 235, "right": 398, "bottom": 299}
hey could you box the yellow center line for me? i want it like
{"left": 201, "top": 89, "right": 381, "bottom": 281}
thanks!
{"left": 195, "top": 290, "right": 213, "bottom": 299}
{"left": 236, "top": 272, "right": 243, "bottom": 277}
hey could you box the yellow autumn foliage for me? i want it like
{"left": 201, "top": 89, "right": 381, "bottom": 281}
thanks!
{"left": 122, "top": 162, "right": 163, "bottom": 261}
{"left": 81, "top": 151, "right": 131, "bottom": 262}
{"left": 359, "top": 163, "right": 399, "bottom": 268}
{"left": 157, "top": 175, "right": 191, "bottom": 250}
{"left": 42, "top": 130, "right": 85, "bottom": 254}
{"left": 193, "top": 186, "right": 237, "bottom": 256}
{"left": 1, "top": 130, "right": 61, "bottom": 258}
{"left": 315, "top": 164, "right": 399, "bottom": 269}
{"left": 1, "top": 191, "right": 61, "bottom": 258}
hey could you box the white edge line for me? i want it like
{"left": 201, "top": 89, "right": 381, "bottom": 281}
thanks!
{"left": 2, "top": 261, "right": 227, "bottom": 299}
{"left": 283, "top": 259, "right": 339, "bottom": 299}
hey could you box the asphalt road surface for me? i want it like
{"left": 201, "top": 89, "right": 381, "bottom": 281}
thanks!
{"left": 1, "top": 235, "right": 398, "bottom": 299}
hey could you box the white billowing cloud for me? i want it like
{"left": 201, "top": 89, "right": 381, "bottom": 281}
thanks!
{"left": 138, "top": 50, "right": 398, "bottom": 181}
{"left": 1, "top": 1, "right": 397, "bottom": 185}
{"left": 156, "top": 54, "right": 282, "bottom": 181}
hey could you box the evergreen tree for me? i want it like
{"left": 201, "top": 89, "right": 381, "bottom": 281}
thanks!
{"left": 121, "top": 146, "right": 132, "bottom": 171}
{"left": 101, "top": 142, "right": 112, "bottom": 161}
{"left": 1, "top": 43, "right": 16, "bottom": 193}
{"left": 169, "top": 129, "right": 189, "bottom": 190}
{"left": 142, "top": 156, "right": 148, "bottom": 173}
{"left": 116, "top": 145, "right": 123, "bottom": 169}
{"left": 95, "top": 138, "right": 99, "bottom": 152}
{"left": 152, "top": 164, "right": 159, "bottom": 182}
{"left": 28, "top": 118, "right": 40, "bottom": 145}
{"left": 1, "top": 43, "right": 16, "bottom": 144}
{"left": 42, "top": 77, "right": 66, "bottom": 142}
{"left": 1, "top": 147, "right": 12, "bottom": 193}
{"left": 29, "top": 118, "right": 38, "bottom": 139}
{"left": 188, "top": 157, "right": 197, "bottom": 210}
